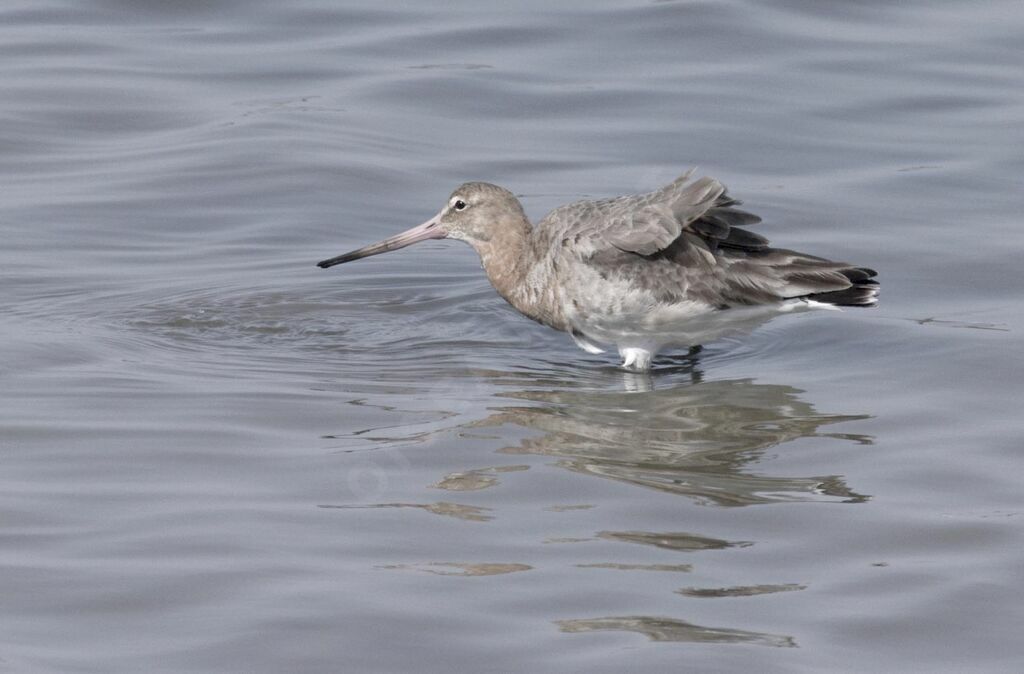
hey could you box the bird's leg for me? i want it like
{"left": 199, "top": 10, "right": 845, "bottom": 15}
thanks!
{"left": 621, "top": 370, "right": 655, "bottom": 393}
{"left": 618, "top": 347, "right": 653, "bottom": 372}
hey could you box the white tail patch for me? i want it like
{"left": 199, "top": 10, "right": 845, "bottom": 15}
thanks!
{"left": 792, "top": 299, "right": 842, "bottom": 312}
{"left": 570, "top": 330, "right": 606, "bottom": 354}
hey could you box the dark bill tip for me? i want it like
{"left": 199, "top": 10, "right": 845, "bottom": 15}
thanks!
{"left": 316, "top": 255, "right": 355, "bottom": 269}
{"left": 316, "top": 213, "right": 446, "bottom": 270}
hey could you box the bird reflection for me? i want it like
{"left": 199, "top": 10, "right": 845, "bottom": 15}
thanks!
{"left": 556, "top": 615, "right": 796, "bottom": 647}
{"left": 325, "top": 360, "right": 873, "bottom": 650}
{"left": 465, "top": 364, "right": 872, "bottom": 507}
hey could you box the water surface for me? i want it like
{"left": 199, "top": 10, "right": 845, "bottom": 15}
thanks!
{"left": 3, "top": 0, "right": 1024, "bottom": 671}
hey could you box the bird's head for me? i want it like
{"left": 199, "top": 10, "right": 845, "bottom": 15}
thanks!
{"left": 316, "top": 182, "right": 528, "bottom": 269}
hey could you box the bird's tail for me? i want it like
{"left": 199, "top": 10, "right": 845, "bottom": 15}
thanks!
{"left": 805, "top": 267, "right": 879, "bottom": 307}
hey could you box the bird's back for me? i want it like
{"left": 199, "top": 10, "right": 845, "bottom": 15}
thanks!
{"left": 527, "top": 172, "right": 877, "bottom": 350}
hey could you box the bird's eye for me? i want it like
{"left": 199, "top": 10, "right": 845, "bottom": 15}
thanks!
{"left": 454, "top": 200, "right": 467, "bottom": 211}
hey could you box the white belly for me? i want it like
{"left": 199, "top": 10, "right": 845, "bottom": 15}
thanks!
{"left": 566, "top": 298, "right": 836, "bottom": 357}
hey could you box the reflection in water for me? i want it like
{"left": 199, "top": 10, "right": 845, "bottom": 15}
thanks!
{"left": 676, "top": 584, "right": 806, "bottom": 598}
{"left": 379, "top": 563, "right": 531, "bottom": 577}
{"left": 470, "top": 372, "right": 872, "bottom": 506}
{"left": 432, "top": 464, "right": 530, "bottom": 491}
{"left": 317, "top": 502, "right": 493, "bottom": 522}
{"left": 597, "top": 530, "right": 751, "bottom": 551}
{"left": 542, "top": 537, "right": 594, "bottom": 544}
{"left": 556, "top": 615, "right": 796, "bottom": 647}
{"left": 321, "top": 366, "right": 871, "bottom": 651}
{"left": 543, "top": 504, "right": 594, "bottom": 512}
{"left": 576, "top": 563, "right": 692, "bottom": 573}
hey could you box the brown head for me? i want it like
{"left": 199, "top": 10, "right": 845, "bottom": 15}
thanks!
{"left": 316, "top": 182, "right": 530, "bottom": 269}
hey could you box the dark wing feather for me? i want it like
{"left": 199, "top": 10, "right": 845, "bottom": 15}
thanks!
{"left": 659, "top": 172, "right": 769, "bottom": 252}
{"left": 720, "top": 227, "right": 768, "bottom": 250}
{"left": 689, "top": 213, "right": 730, "bottom": 240}
{"left": 706, "top": 207, "right": 762, "bottom": 228}
{"left": 694, "top": 192, "right": 767, "bottom": 252}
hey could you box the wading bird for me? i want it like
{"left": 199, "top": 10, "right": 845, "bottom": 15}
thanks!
{"left": 317, "top": 171, "right": 878, "bottom": 370}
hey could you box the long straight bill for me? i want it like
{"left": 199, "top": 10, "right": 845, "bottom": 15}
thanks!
{"left": 317, "top": 212, "right": 446, "bottom": 268}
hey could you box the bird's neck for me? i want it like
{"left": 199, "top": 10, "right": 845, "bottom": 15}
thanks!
{"left": 472, "top": 219, "right": 562, "bottom": 330}
{"left": 475, "top": 219, "right": 532, "bottom": 300}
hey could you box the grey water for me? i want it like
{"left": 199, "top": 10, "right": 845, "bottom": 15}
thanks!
{"left": 2, "top": 0, "right": 1023, "bottom": 671}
